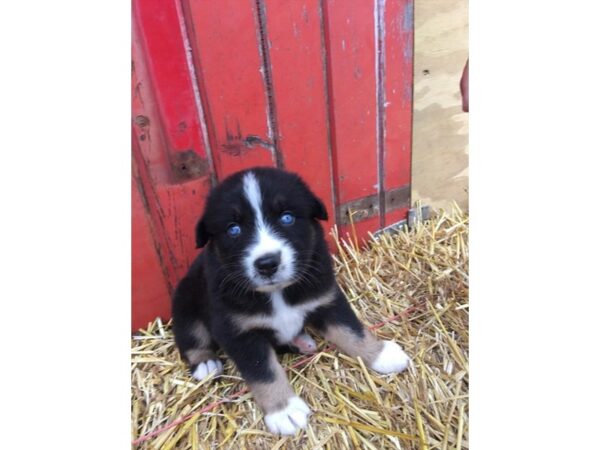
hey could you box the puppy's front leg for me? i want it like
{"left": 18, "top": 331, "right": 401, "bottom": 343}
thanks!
{"left": 219, "top": 331, "right": 311, "bottom": 435}
{"left": 307, "top": 289, "right": 410, "bottom": 374}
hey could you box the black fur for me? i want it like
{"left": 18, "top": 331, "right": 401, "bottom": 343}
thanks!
{"left": 172, "top": 167, "right": 367, "bottom": 384}
{"left": 305, "top": 288, "right": 366, "bottom": 338}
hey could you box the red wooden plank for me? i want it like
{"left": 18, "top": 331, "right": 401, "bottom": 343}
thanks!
{"left": 183, "top": 0, "right": 277, "bottom": 179}
{"left": 132, "top": 10, "right": 211, "bottom": 286}
{"left": 130, "top": 0, "right": 415, "bottom": 331}
{"left": 132, "top": 123, "right": 210, "bottom": 293}
{"left": 154, "top": 181, "right": 209, "bottom": 268}
{"left": 323, "top": 0, "right": 380, "bottom": 241}
{"left": 345, "top": 216, "right": 382, "bottom": 246}
{"left": 385, "top": 207, "right": 409, "bottom": 228}
{"left": 261, "top": 0, "right": 336, "bottom": 235}
{"left": 133, "top": 0, "right": 213, "bottom": 184}
{"left": 132, "top": 164, "right": 172, "bottom": 332}
{"left": 382, "top": 0, "right": 413, "bottom": 226}
{"left": 132, "top": 118, "right": 210, "bottom": 317}
{"left": 324, "top": 0, "right": 378, "bottom": 203}
{"left": 132, "top": 20, "right": 171, "bottom": 186}
{"left": 132, "top": 20, "right": 181, "bottom": 289}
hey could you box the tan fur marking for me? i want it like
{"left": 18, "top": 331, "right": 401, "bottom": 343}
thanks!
{"left": 185, "top": 348, "right": 216, "bottom": 366}
{"left": 191, "top": 321, "right": 211, "bottom": 348}
{"left": 323, "top": 324, "right": 384, "bottom": 366}
{"left": 231, "top": 313, "right": 265, "bottom": 334}
{"left": 248, "top": 349, "right": 295, "bottom": 413}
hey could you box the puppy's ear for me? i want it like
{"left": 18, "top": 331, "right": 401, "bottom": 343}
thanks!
{"left": 311, "top": 195, "right": 328, "bottom": 221}
{"left": 195, "top": 217, "right": 210, "bottom": 249}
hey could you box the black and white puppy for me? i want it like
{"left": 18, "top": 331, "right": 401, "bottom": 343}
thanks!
{"left": 172, "top": 167, "right": 410, "bottom": 435}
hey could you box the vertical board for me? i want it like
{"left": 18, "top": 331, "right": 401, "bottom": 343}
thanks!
{"left": 131, "top": 0, "right": 414, "bottom": 330}
{"left": 261, "top": 0, "right": 336, "bottom": 236}
{"left": 183, "top": 0, "right": 277, "bottom": 178}
{"left": 132, "top": 18, "right": 181, "bottom": 288}
{"left": 133, "top": 1, "right": 213, "bottom": 289}
{"left": 382, "top": 0, "right": 413, "bottom": 226}
{"left": 132, "top": 20, "right": 171, "bottom": 186}
{"left": 132, "top": 163, "right": 172, "bottom": 331}
{"left": 133, "top": 0, "right": 213, "bottom": 184}
{"left": 323, "top": 0, "right": 381, "bottom": 241}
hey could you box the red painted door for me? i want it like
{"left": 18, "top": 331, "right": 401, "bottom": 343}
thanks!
{"left": 131, "top": 0, "right": 414, "bottom": 331}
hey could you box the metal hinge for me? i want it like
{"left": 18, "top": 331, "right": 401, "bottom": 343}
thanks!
{"left": 373, "top": 204, "right": 432, "bottom": 238}
{"left": 337, "top": 185, "right": 410, "bottom": 226}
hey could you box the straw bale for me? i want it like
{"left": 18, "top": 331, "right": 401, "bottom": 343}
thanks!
{"left": 132, "top": 206, "right": 469, "bottom": 449}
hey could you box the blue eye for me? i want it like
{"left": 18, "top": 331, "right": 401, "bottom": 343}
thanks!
{"left": 227, "top": 223, "right": 241, "bottom": 237}
{"left": 279, "top": 212, "right": 295, "bottom": 226}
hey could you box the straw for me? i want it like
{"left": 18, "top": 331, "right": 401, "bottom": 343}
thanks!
{"left": 131, "top": 205, "right": 469, "bottom": 449}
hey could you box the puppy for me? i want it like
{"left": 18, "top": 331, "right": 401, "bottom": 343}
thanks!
{"left": 172, "top": 167, "right": 410, "bottom": 435}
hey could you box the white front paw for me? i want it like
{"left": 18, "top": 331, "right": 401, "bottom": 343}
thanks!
{"left": 370, "top": 341, "right": 410, "bottom": 374}
{"left": 264, "top": 396, "right": 311, "bottom": 435}
{"left": 192, "top": 359, "right": 223, "bottom": 381}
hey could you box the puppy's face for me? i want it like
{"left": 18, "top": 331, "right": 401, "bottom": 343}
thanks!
{"left": 196, "top": 168, "right": 328, "bottom": 293}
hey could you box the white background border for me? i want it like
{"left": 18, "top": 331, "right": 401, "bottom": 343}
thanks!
{"left": 1, "top": 1, "right": 130, "bottom": 448}
{"left": 1, "top": 1, "right": 599, "bottom": 448}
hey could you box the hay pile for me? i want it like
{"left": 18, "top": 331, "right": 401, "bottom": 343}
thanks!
{"left": 131, "top": 207, "right": 469, "bottom": 449}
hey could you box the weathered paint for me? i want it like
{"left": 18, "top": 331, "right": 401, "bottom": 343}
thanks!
{"left": 375, "top": 0, "right": 387, "bottom": 227}
{"left": 319, "top": 0, "right": 342, "bottom": 227}
{"left": 133, "top": 0, "right": 211, "bottom": 179}
{"left": 323, "top": 0, "right": 381, "bottom": 241}
{"left": 132, "top": 0, "right": 414, "bottom": 330}
{"left": 183, "top": 0, "right": 277, "bottom": 178}
{"left": 254, "top": 0, "right": 284, "bottom": 168}
{"left": 403, "top": 0, "right": 413, "bottom": 32}
{"left": 175, "top": 0, "right": 216, "bottom": 187}
{"left": 133, "top": 2, "right": 212, "bottom": 293}
{"left": 263, "top": 0, "right": 336, "bottom": 236}
{"left": 132, "top": 162, "right": 172, "bottom": 329}
{"left": 382, "top": 0, "right": 413, "bottom": 226}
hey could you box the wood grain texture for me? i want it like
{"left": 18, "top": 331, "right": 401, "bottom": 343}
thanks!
{"left": 381, "top": 0, "right": 413, "bottom": 226}
{"left": 411, "top": 0, "right": 469, "bottom": 210}
{"left": 323, "top": 0, "right": 381, "bottom": 242}
{"left": 132, "top": 5, "right": 212, "bottom": 296}
{"left": 131, "top": 0, "right": 416, "bottom": 329}
{"left": 133, "top": 0, "right": 212, "bottom": 182}
{"left": 183, "top": 0, "right": 277, "bottom": 178}
{"left": 132, "top": 160, "right": 172, "bottom": 331}
{"left": 262, "top": 0, "right": 336, "bottom": 235}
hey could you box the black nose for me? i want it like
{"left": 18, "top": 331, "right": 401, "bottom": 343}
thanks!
{"left": 254, "top": 252, "right": 281, "bottom": 277}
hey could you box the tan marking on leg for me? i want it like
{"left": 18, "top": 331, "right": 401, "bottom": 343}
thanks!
{"left": 190, "top": 321, "right": 211, "bottom": 348}
{"left": 248, "top": 348, "right": 295, "bottom": 414}
{"left": 323, "top": 324, "right": 384, "bottom": 366}
{"left": 184, "top": 322, "right": 214, "bottom": 365}
{"left": 185, "top": 348, "right": 217, "bottom": 366}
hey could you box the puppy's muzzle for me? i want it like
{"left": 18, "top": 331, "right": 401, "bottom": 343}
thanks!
{"left": 254, "top": 252, "right": 281, "bottom": 277}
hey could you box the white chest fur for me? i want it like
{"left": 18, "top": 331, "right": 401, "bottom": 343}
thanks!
{"left": 232, "top": 288, "right": 335, "bottom": 344}
{"left": 269, "top": 291, "right": 307, "bottom": 343}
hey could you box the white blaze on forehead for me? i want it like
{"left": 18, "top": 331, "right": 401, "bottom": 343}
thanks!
{"left": 243, "top": 172, "right": 266, "bottom": 227}
{"left": 242, "top": 172, "right": 296, "bottom": 289}
{"left": 243, "top": 172, "right": 276, "bottom": 253}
